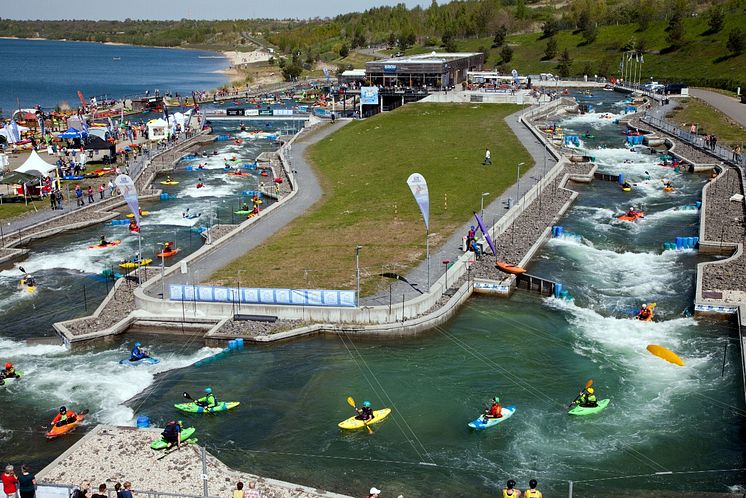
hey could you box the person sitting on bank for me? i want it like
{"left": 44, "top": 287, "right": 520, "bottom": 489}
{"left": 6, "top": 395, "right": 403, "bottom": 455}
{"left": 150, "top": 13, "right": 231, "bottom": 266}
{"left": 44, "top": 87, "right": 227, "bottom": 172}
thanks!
{"left": 484, "top": 397, "right": 503, "bottom": 419}
{"left": 355, "top": 400, "right": 374, "bottom": 421}
{"left": 130, "top": 342, "right": 148, "bottom": 361}
{"left": 197, "top": 387, "right": 217, "bottom": 408}
{"left": 51, "top": 406, "right": 77, "bottom": 427}
{"left": 637, "top": 303, "right": 652, "bottom": 321}
{"left": 0, "top": 362, "right": 20, "bottom": 385}
{"left": 161, "top": 420, "right": 182, "bottom": 449}
{"left": 577, "top": 387, "right": 598, "bottom": 408}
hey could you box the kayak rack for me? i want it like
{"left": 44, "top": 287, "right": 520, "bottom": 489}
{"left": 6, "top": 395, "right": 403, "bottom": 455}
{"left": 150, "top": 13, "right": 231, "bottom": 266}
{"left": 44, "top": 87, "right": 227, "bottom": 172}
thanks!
{"left": 515, "top": 273, "right": 558, "bottom": 297}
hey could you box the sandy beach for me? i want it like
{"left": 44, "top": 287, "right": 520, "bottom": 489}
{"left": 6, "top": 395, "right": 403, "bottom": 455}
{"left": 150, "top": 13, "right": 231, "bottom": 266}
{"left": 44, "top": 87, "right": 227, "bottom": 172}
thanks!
{"left": 223, "top": 50, "right": 272, "bottom": 66}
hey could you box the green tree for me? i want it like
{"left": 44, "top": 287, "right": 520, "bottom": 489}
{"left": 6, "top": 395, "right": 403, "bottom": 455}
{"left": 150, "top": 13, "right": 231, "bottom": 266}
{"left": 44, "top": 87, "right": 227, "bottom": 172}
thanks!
{"left": 398, "top": 30, "right": 416, "bottom": 52}
{"left": 500, "top": 44, "right": 513, "bottom": 63}
{"left": 492, "top": 25, "right": 508, "bottom": 47}
{"left": 543, "top": 36, "right": 558, "bottom": 60}
{"left": 557, "top": 48, "right": 573, "bottom": 77}
{"left": 443, "top": 31, "right": 457, "bottom": 52}
{"left": 282, "top": 62, "right": 303, "bottom": 81}
{"left": 516, "top": 0, "right": 527, "bottom": 20}
{"left": 666, "top": 12, "right": 685, "bottom": 49}
{"left": 707, "top": 5, "right": 725, "bottom": 34}
{"left": 542, "top": 19, "right": 559, "bottom": 39}
{"left": 726, "top": 27, "right": 746, "bottom": 54}
{"left": 387, "top": 32, "right": 397, "bottom": 48}
{"left": 582, "top": 22, "right": 598, "bottom": 44}
{"left": 577, "top": 10, "right": 592, "bottom": 32}
{"left": 339, "top": 44, "right": 349, "bottom": 58}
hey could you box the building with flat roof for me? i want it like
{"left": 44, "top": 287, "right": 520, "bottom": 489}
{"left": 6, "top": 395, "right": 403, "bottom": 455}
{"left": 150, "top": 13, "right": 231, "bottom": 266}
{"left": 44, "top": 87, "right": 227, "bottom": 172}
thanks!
{"left": 365, "top": 52, "right": 484, "bottom": 88}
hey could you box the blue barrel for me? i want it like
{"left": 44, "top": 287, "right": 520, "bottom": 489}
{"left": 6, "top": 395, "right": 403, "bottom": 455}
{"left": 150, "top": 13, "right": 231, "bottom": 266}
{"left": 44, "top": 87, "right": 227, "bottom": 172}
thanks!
{"left": 560, "top": 290, "right": 571, "bottom": 300}
{"left": 687, "top": 237, "right": 696, "bottom": 248}
{"left": 185, "top": 166, "right": 194, "bottom": 172}
{"left": 693, "top": 237, "right": 700, "bottom": 247}
{"left": 618, "top": 173, "right": 625, "bottom": 185}
{"left": 675, "top": 237, "right": 684, "bottom": 250}
{"left": 695, "top": 201, "right": 702, "bottom": 209}
{"left": 554, "top": 283, "right": 563, "bottom": 299}
{"left": 555, "top": 226, "right": 564, "bottom": 237}
{"left": 136, "top": 416, "right": 150, "bottom": 428}
{"left": 160, "top": 193, "right": 169, "bottom": 200}
{"left": 228, "top": 340, "right": 237, "bottom": 350}
{"left": 235, "top": 338, "right": 244, "bottom": 348}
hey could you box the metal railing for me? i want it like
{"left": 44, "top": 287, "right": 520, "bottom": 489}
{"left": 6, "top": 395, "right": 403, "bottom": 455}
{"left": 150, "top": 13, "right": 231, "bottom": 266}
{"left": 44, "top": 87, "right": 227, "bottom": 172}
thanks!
{"left": 37, "top": 484, "right": 222, "bottom": 498}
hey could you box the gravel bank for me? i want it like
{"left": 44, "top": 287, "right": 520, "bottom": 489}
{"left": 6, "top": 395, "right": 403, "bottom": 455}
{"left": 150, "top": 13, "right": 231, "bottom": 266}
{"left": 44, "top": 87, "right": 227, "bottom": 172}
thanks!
{"left": 627, "top": 116, "right": 718, "bottom": 165}
{"left": 214, "top": 318, "right": 307, "bottom": 337}
{"left": 63, "top": 280, "right": 137, "bottom": 337}
{"left": 703, "top": 168, "right": 745, "bottom": 243}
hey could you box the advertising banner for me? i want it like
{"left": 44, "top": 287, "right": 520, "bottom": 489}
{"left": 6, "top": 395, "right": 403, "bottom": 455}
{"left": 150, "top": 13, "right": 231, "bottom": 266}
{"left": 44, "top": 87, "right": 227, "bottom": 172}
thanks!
{"left": 406, "top": 173, "right": 430, "bottom": 231}
{"left": 360, "top": 86, "right": 379, "bottom": 105}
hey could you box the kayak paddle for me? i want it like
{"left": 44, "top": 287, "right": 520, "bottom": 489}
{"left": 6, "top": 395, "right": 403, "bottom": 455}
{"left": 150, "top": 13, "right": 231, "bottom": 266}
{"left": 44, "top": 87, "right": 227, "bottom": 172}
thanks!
{"left": 183, "top": 391, "right": 194, "bottom": 401}
{"left": 346, "top": 396, "right": 373, "bottom": 434}
{"left": 568, "top": 379, "right": 593, "bottom": 408}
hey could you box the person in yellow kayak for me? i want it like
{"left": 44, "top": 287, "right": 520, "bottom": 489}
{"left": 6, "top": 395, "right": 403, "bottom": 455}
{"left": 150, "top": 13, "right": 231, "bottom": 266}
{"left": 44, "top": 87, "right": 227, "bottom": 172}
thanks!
{"left": 196, "top": 387, "right": 217, "bottom": 409}
{"left": 637, "top": 303, "right": 653, "bottom": 321}
{"left": 484, "top": 397, "right": 503, "bottom": 419}
{"left": 51, "top": 406, "right": 78, "bottom": 427}
{"left": 0, "top": 362, "right": 20, "bottom": 385}
{"left": 355, "top": 400, "right": 374, "bottom": 421}
{"left": 576, "top": 387, "right": 598, "bottom": 408}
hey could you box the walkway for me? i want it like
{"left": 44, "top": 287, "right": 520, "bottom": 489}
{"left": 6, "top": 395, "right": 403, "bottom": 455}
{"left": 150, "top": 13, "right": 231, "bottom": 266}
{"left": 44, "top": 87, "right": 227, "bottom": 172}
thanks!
{"left": 689, "top": 88, "right": 746, "bottom": 128}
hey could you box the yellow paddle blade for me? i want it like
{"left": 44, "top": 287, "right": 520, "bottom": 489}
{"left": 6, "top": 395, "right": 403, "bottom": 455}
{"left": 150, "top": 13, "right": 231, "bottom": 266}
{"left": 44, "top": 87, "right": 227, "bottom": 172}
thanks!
{"left": 649, "top": 303, "right": 657, "bottom": 310}
{"left": 346, "top": 396, "right": 356, "bottom": 408}
{"left": 647, "top": 344, "right": 684, "bottom": 366}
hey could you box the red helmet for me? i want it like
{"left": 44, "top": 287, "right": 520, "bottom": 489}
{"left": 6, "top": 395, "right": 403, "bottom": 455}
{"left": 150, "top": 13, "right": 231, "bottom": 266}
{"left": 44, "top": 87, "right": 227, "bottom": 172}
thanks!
{"left": 5, "top": 362, "right": 12, "bottom": 369}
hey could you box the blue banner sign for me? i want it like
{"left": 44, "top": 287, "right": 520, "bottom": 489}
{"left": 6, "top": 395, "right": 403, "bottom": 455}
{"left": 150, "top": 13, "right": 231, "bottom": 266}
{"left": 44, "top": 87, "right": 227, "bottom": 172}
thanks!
{"left": 360, "top": 86, "right": 379, "bottom": 105}
{"left": 170, "top": 285, "right": 357, "bottom": 307}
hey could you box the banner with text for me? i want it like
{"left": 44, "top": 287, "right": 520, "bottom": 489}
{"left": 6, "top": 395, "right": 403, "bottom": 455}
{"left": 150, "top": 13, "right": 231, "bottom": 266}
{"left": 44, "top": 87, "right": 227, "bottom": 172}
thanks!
{"left": 114, "top": 174, "right": 140, "bottom": 225}
{"left": 360, "top": 86, "right": 379, "bottom": 105}
{"left": 406, "top": 173, "right": 430, "bottom": 231}
{"left": 169, "top": 285, "right": 357, "bottom": 307}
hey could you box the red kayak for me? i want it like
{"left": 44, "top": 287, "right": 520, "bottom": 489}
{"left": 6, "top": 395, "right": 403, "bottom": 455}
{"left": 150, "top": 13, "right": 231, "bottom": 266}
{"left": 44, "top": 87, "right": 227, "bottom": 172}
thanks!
{"left": 88, "top": 240, "right": 122, "bottom": 249}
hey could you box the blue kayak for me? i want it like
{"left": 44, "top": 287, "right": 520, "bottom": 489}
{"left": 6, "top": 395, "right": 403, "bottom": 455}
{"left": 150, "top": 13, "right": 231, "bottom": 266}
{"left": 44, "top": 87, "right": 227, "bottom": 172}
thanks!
{"left": 119, "top": 357, "right": 160, "bottom": 366}
{"left": 467, "top": 405, "right": 517, "bottom": 430}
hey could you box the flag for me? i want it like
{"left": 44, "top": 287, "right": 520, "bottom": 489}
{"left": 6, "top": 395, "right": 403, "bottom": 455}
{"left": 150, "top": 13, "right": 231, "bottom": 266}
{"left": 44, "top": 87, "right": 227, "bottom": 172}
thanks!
{"left": 114, "top": 174, "right": 140, "bottom": 225}
{"left": 8, "top": 120, "right": 20, "bottom": 144}
{"left": 406, "top": 173, "right": 430, "bottom": 231}
{"left": 36, "top": 112, "right": 45, "bottom": 137}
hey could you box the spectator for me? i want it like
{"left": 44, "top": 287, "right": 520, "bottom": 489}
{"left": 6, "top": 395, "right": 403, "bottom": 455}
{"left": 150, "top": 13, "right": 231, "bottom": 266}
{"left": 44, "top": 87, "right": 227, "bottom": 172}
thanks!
{"left": 119, "top": 482, "right": 133, "bottom": 498}
{"left": 71, "top": 482, "right": 89, "bottom": 498}
{"left": 244, "top": 482, "right": 260, "bottom": 498}
{"left": 16, "top": 465, "right": 35, "bottom": 498}
{"left": 114, "top": 483, "right": 123, "bottom": 498}
{"left": 2, "top": 465, "right": 18, "bottom": 498}
{"left": 74, "top": 185, "right": 84, "bottom": 207}
{"left": 55, "top": 189, "right": 63, "bottom": 210}
{"left": 87, "top": 186, "right": 95, "bottom": 204}
{"left": 109, "top": 180, "right": 116, "bottom": 197}
{"left": 99, "top": 184, "right": 105, "bottom": 200}
{"left": 524, "top": 479, "right": 542, "bottom": 498}
{"left": 232, "top": 482, "right": 243, "bottom": 498}
{"left": 366, "top": 487, "right": 381, "bottom": 498}
{"left": 91, "top": 484, "right": 107, "bottom": 498}
{"left": 502, "top": 479, "right": 521, "bottom": 497}
{"left": 483, "top": 147, "right": 492, "bottom": 165}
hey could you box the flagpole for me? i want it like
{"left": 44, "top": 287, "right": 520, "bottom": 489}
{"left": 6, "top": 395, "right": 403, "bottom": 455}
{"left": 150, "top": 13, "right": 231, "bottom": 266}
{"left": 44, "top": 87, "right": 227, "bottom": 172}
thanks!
{"left": 426, "top": 228, "right": 430, "bottom": 291}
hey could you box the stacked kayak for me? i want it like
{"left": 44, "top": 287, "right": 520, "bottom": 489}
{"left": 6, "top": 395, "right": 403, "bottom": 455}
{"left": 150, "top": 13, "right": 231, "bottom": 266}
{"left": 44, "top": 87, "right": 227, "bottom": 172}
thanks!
{"left": 568, "top": 399, "right": 610, "bottom": 416}
{"left": 150, "top": 427, "right": 196, "bottom": 450}
{"left": 467, "top": 405, "right": 517, "bottom": 430}
{"left": 338, "top": 408, "right": 391, "bottom": 430}
{"left": 174, "top": 401, "right": 240, "bottom": 413}
{"left": 119, "top": 357, "right": 160, "bottom": 366}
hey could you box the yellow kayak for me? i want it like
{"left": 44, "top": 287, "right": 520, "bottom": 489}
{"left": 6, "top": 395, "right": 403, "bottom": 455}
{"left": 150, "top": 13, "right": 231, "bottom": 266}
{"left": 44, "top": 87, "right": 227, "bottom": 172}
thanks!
{"left": 126, "top": 211, "right": 150, "bottom": 218}
{"left": 19, "top": 279, "right": 37, "bottom": 294}
{"left": 160, "top": 181, "right": 179, "bottom": 185}
{"left": 119, "top": 258, "right": 153, "bottom": 269}
{"left": 338, "top": 408, "right": 391, "bottom": 430}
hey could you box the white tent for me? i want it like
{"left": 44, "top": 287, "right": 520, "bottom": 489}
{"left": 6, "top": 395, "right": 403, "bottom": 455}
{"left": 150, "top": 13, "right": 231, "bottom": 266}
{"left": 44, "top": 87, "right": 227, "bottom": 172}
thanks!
{"left": 0, "top": 124, "right": 30, "bottom": 141}
{"left": 147, "top": 118, "right": 169, "bottom": 141}
{"left": 16, "top": 150, "right": 57, "bottom": 177}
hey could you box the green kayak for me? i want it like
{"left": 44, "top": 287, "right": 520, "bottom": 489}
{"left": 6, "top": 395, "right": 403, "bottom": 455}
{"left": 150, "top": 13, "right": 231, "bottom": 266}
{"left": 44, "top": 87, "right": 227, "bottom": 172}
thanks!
{"left": 0, "top": 371, "right": 23, "bottom": 386}
{"left": 234, "top": 210, "right": 251, "bottom": 215}
{"left": 568, "top": 398, "right": 610, "bottom": 416}
{"left": 174, "top": 401, "right": 240, "bottom": 413}
{"left": 150, "top": 427, "right": 196, "bottom": 450}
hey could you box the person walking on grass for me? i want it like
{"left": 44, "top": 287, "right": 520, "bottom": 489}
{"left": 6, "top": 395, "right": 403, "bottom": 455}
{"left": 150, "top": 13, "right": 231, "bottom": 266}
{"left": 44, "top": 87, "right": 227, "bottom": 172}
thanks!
{"left": 483, "top": 147, "right": 492, "bottom": 165}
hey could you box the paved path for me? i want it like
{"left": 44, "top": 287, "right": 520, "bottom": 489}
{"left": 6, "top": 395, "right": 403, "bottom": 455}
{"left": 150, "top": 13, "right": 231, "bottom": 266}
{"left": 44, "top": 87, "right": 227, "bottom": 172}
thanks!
{"left": 363, "top": 107, "right": 558, "bottom": 305}
{"left": 152, "top": 121, "right": 346, "bottom": 293}
{"left": 689, "top": 88, "right": 746, "bottom": 128}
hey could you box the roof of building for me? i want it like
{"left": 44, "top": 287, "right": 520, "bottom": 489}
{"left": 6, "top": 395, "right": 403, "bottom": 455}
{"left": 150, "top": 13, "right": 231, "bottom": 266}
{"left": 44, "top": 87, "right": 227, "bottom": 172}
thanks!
{"left": 369, "top": 52, "right": 482, "bottom": 65}
{"left": 340, "top": 69, "right": 366, "bottom": 77}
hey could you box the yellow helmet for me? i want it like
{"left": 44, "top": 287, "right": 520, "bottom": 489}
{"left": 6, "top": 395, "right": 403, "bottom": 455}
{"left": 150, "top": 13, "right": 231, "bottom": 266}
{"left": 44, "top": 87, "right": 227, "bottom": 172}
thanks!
{"left": 587, "top": 387, "right": 595, "bottom": 394}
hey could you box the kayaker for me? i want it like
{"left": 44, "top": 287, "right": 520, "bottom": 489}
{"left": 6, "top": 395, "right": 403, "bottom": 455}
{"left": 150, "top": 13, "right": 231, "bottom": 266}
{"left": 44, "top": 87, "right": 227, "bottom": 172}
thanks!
{"left": 484, "top": 397, "right": 503, "bottom": 419}
{"left": 196, "top": 387, "right": 217, "bottom": 409}
{"left": 366, "top": 487, "right": 381, "bottom": 498}
{"left": 51, "top": 406, "right": 78, "bottom": 427}
{"left": 577, "top": 387, "right": 598, "bottom": 408}
{"left": 241, "top": 203, "right": 249, "bottom": 211}
{"left": 637, "top": 304, "right": 652, "bottom": 321}
{"left": 130, "top": 342, "right": 149, "bottom": 361}
{"left": 524, "top": 479, "right": 542, "bottom": 498}
{"left": 161, "top": 420, "right": 182, "bottom": 449}
{"left": 625, "top": 207, "right": 638, "bottom": 218}
{"left": 355, "top": 400, "right": 374, "bottom": 421}
{"left": 128, "top": 220, "right": 139, "bottom": 233}
{"left": 0, "top": 362, "right": 20, "bottom": 385}
{"left": 99, "top": 235, "right": 109, "bottom": 247}
{"left": 250, "top": 205, "right": 260, "bottom": 216}
{"left": 502, "top": 479, "right": 521, "bottom": 497}
{"left": 621, "top": 181, "right": 632, "bottom": 190}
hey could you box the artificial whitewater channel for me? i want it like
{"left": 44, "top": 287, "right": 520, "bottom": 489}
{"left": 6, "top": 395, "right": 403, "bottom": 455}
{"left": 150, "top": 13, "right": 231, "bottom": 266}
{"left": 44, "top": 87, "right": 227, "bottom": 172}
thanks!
{"left": 1, "top": 92, "right": 744, "bottom": 496}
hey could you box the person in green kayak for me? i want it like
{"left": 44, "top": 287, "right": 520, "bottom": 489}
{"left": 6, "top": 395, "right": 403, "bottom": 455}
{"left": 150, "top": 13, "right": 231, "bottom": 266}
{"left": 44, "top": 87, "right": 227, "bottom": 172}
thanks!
{"left": 355, "top": 400, "right": 374, "bottom": 421}
{"left": 483, "top": 396, "right": 503, "bottom": 419}
{"left": 576, "top": 387, "right": 598, "bottom": 408}
{"left": 161, "top": 420, "right": 183, "bottom": 449}
{"left": 196, "top": 387, "right": 218, "bottom": 409}
{"left": 0, "top": 362, "right": 20, "bottom": 385}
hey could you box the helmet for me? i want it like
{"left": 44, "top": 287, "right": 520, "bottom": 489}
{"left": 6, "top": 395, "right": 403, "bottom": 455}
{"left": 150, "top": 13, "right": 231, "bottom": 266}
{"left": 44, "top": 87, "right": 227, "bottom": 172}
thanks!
{"left": 59, "top": 406, "right": 67, "bottom": 413}
{"left": 4, "top": 362, "right": 12, "bottom": 369}
{"left": 493, "top": 397, "right": 500, "bottom": 403}
{"left": 363, "top": 400, "right": 371, "bottom": 408}
{"left": 470, "top": 226, "right": 475, "bottom": 230}
{"left": 204, "top": 387, "right": 212, "bottom": 394}
{"left": 178, "top": 420, "right": 183, "bottom": 427}
{"left": 642, "top": 303, "right": 647, "bottom": 308}
{"left": 587, "top": 387, "right": 595, "bottom": 394}
{"left": 134, "top": 342, "right": 141, "bottom": 347}
{"left": 629, "top": 207, "right": 634, "bottom": 211}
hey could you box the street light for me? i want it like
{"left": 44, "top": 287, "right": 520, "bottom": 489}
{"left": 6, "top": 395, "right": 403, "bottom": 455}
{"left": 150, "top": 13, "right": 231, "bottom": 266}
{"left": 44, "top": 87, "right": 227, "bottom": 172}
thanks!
{"left": 515, "top": 162, "right": 525, "bottom": 205}
{"left": 480, "top": 192, "right": 490, "bottom": 220}
{"left": 355, "top": 245, "right": 363, "bottom": 306}
{"left": 442, "top": 259, "right": 450, "bottom": 292}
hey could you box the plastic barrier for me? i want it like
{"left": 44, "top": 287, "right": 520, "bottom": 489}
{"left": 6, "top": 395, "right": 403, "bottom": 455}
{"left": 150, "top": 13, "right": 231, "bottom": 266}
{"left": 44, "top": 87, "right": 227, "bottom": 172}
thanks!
{"left": 241, "top": 190, "right": 264, "bottom": 198}
{"left": 111, "top": 219, "right": 129, "bottom": 225}
{"left": 564, "top": 135, "right": 581, "bottom": 146}
{"left": 194, "top": 338, "right": 244, "bottom": 368}
{"left": 170, "top": 284, "right": 356, "bottom": 307}
{"left": 626, "top": 135, "right": 645, "bottom": 145}
{"left": 136, "top": 415, "right": 150, "bottom": 428}
{"left": 243, "top": 163, "right": 258, "bottom": 170}
{"left": 160, "top": 193, "right": 175, "bottom": 200}
{"left": 215, "top": 135, "right": 232, "bottom": 141}
{"left": 552, "top": 226, "right": 564, "bottom": 237}
{"left": 618, "top": 173, "right": 625, "bottom": 185}
{"left": 553, "top": 283, "right": 563, "bottom": 298}
{"left": 667, "top": 236, "right": 699, "bottom": 251}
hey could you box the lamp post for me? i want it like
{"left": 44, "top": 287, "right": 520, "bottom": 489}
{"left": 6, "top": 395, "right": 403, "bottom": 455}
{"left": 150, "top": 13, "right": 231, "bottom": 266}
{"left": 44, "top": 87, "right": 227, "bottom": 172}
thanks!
{"left": 355, "top": 245, "right": 363, "bottom": 306}
{"left": 515, "top": 162, "right": 525, "bottom": 206}
{"left": 442, "top": 259, "right": 450, "bottom": 293}
{"left": 480, "top": 192, "right": 490, "bottom": 220}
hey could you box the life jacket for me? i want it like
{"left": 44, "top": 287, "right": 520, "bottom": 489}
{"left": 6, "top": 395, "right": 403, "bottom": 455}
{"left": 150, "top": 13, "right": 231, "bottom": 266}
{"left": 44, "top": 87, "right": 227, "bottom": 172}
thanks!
{"left": 490, "top": 403, "right": 502, "bottom": 417}
{"left": 502, "top": 489, "right": 519, "bottom": 498}
{"left": 525, "top": 489, "right": 542, "bottom": 498}
{"left": 162, "top": 423, "right": 179, "bottom": 438}
{"left": 360, "top": 407, "right": 374, "bottom": 420}
{"left": 639, "top": 308, "right": 652, "bottom": 319}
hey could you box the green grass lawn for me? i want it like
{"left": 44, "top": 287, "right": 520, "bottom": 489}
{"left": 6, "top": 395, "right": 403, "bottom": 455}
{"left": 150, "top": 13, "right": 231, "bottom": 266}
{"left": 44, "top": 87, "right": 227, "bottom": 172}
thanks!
{"left": 452, "top": 13, "right": 746, "bottom": 91}
{"left": 211, "top": 104, "right": 531, "bottom": 294}
{"left": 0, "top": 200, "right": 42, "bottom": 220}
{"left": 668, "top": 97, "right": 746, "bottom": 147}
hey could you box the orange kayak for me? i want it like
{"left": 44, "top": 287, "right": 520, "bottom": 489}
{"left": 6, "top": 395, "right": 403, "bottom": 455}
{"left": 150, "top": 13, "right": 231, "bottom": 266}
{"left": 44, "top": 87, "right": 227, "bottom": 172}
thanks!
{"left": 156, "top": 248, "right": 180, "bottom": 258}
{"left": 617, "top": 211, "right": 645, "bottom": 222}
{"left": 496, "top": 261, "right": 526, "bottom": 274}
{"left": 46, "top": 410, "right": 88, "bottom": 439}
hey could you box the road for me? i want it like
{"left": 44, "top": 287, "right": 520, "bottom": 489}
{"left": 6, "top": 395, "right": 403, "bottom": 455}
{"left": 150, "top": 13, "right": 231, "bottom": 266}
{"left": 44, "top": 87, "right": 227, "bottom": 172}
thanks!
{"left": 689, "top": 88, "right": 746, "bottom": 128}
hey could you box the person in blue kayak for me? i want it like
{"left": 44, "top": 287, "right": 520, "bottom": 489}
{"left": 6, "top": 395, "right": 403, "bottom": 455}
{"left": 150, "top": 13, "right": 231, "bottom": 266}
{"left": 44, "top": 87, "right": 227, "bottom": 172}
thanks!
{"left": 576, "top": 387, "right": 598, "bottom": 408}
{"left": 129, "top": 342, "right": 149, "bottom": 361}
{"left": 196, "top": 387, "right": 218, "bottom": 409}
{"left": 161, "top": 420, "right": 183, "bottom": 449}
{"left": 355, "top": 400, "right": 374, "bottom": 421}
{"left": 0, "top": 362, "right": 20, "bottom": 385}
{"left": 483, "top": 397, "right": 503, "bottom": 419}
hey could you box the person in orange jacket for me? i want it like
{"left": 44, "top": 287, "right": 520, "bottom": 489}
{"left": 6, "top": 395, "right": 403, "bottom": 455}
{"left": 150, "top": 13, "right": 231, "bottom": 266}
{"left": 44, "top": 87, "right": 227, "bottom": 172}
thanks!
{"left": 51, "top": 406, "right": 77, "bottom": 427}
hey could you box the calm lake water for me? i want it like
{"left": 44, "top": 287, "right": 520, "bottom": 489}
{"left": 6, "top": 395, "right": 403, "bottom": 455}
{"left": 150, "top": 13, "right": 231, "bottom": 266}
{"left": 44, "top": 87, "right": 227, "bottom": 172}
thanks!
{"left": 0, "top": 38, "right": 228, "bottom": 113}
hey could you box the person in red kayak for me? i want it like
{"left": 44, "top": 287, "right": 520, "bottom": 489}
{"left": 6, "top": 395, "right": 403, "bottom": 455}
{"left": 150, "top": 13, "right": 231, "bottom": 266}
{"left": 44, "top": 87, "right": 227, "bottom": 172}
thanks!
{"left": 625, "top": 206, "right": 639, "bottom": 218}
{"left": 51, "top": 406, "right": 78, "bottom": 427}
{"left": 637, "top": 303, "right": 653, "bottom": 321}
{"left": 484, "top": 396, "right": 503, "bottom": 419}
